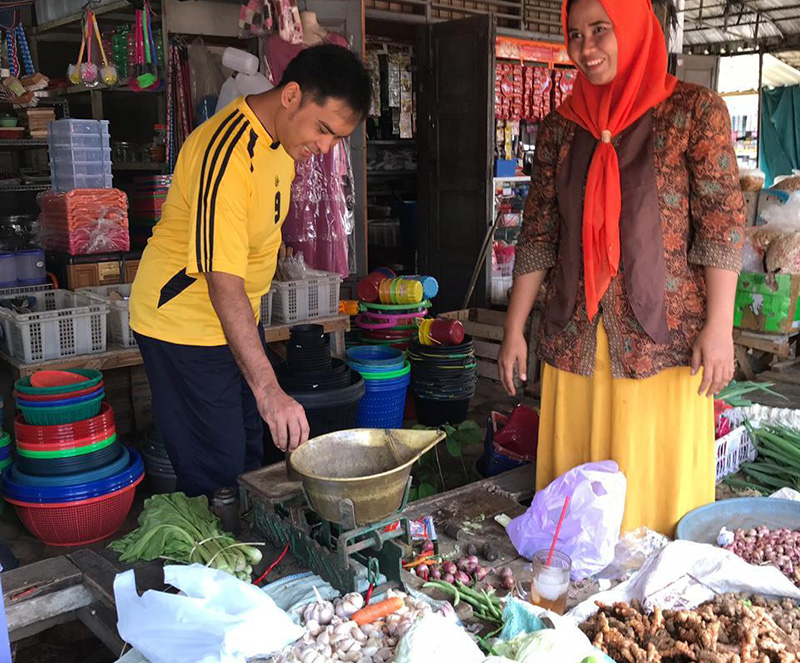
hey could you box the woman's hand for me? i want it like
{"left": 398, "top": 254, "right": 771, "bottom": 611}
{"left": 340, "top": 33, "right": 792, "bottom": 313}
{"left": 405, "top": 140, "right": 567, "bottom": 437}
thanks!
{"left": 499, "top": 330, "right": 528, "bottom": 396}
{"left": 691, "top": 321, "right": 734, "bottom": 398}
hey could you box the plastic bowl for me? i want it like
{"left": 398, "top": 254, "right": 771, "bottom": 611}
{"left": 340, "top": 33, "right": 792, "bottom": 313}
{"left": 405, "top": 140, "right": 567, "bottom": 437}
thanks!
{"left": 10, "top": 447, "right": 129, "bottom": 487}
{"left": 0, "top": 431, "right": 9, "bottom": 448}
{"left": 15, "top": 369, "right": 103, "bottom": 396}
{"left": 17, "top": 433, "right": 118, "bottom": 458}
{"left": 15, "top": 402, "right": 115, "bottom": 443}
{"left": 18, "top": 394, "right": 105, "bottom": 426}
{"left": 31, "top": 370, "right": 92, "bottom": 388}
{"left": 346, "top": 345, "right": 405, "bottom": 366}
{"left": 16, "top": 388, "right": 106, "bottom": 408}
{"left": 15, "top": 441, "right": 122, "bottom": 476}
{"left": 5, "top": 475, "right": 143, "bottom": 546}
{"left": 13, "top": 381, "right": 104, "bottom": 402}
{"left": 1, "top": 449, "right": 144, "bottom": 503}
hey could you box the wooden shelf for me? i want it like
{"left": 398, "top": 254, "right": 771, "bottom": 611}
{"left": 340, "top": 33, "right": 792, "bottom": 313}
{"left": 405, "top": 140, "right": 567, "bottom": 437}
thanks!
{"left": 0, "top": 184, "right": 50, "bottom": 193}
{"left": 0, "top": 139, "right": 48, "bottom": 149}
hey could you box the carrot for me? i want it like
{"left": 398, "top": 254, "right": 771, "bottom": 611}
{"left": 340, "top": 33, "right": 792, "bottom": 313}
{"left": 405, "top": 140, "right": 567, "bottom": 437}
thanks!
{"left": 350, "top": 597, "right": 405, "bottom": 625}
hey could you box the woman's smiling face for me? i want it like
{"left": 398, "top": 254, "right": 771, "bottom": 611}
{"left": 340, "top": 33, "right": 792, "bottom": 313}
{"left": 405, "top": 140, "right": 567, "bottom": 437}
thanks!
{"left": 567, "top": 0, "right": 619, "bottom": 86}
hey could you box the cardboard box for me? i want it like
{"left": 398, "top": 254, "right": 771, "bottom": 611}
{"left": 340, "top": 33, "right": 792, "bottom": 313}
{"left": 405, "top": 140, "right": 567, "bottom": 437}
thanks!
{"left": 734, "top": 271, "right": 800, "bottom": 334}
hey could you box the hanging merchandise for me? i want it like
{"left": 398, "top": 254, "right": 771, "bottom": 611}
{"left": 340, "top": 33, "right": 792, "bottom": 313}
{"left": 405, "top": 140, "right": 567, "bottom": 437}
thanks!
{"left": 2, "top": 12, "right": 48, "bottom": 97}
{"left": 187, "top": 37, "right": 224, "bottom": 124}
{"left": 275, "top": 0, "right": 303, "bottom": 44}
{"left": 239, "top": 0, "right": 273, "bottom": 37}
{"left": 112, "top": 25, "right": 129, "bottom": 78}
{"left": 66, "top": 9, "right": 116, "bottom": 87}
{"left": 129, "top": 2, "right": 163, "bottom": 93}
{"left": 166, "top": 39, "right": 193, "bottom": 171}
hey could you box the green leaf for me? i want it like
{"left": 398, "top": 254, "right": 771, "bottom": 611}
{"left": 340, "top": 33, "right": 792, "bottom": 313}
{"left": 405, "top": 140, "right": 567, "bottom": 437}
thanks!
{"left": 443, "top": 424, "right": 457, "bottom": 437}
{"left": 408, "top": 486, "right": 419, "bottom": 502}
{"left": 445, "top": 435, "right": 462, "bottom": 457}
{"left": 417, "top": 482, "right": 437, "bottom": 499}
{"left": 458, "top": 419, "right": 481, "bottom": 433}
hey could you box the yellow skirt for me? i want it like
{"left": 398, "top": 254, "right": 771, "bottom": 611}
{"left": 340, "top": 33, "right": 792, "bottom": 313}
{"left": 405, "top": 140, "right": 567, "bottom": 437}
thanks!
{"left": 536, "top": 323, "right": 715, "bottom": 537}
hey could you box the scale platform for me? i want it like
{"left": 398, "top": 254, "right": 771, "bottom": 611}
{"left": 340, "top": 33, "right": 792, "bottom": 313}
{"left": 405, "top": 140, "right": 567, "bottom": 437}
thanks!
{"left": 239, "top": 462, "right": 412, "bottom": 595}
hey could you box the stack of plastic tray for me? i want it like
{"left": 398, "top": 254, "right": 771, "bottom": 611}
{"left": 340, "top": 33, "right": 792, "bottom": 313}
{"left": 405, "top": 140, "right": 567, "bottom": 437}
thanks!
{"left": 38, "top": 188, "right": 129, "bottom": 255}
{"left": 48, "top": 119, "right": 113, "bottom": 192}
{"left": 129, "top": 175, "right": 172, "bottom": 247}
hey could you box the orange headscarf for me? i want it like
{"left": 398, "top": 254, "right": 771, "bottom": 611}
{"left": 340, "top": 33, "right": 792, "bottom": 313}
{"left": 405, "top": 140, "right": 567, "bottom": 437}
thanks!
{"left": 558, "top": 0, "right": 677, "bottom": 321}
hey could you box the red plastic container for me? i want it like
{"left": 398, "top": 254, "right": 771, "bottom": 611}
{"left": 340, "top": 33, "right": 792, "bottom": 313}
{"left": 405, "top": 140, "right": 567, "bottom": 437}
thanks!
{"left": 16, "top": 431, "right": 116, "bottom": 452}
{"left": 429, "top": 319, "right": 466, "bottom": 346}
{"left": 5, "top": 474, "right": 143, "bottom": 546}
{"left": 14, "top": 381, "right": 104, "bottom": 402}
{"left": 15, "top": 403, "right": 115, "bottom": 443}
{"left": 356, "top": 271, "right": 385, "bottom": 303}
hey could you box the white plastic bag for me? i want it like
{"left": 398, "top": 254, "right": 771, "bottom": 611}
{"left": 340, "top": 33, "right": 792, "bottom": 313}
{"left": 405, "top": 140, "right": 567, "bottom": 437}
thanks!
{"left": 114, "top": 564, "right": 304, "bottom": 663}
{"left": 507, "top": 461, "right": 627, "bottom": 580}
{"left": 393, "top": 613, "right": 484, "bottom": 663}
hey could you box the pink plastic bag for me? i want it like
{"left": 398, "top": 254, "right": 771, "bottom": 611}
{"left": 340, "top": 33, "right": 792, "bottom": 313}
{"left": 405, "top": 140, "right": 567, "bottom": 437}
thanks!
{"left": 507, "top": 461, "right": 626, "bottom": 580}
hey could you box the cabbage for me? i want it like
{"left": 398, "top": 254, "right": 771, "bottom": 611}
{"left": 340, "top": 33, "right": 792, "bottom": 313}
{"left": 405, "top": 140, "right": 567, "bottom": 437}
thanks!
{"left": 394, "top": 613, "right": 484, "bottom": 663}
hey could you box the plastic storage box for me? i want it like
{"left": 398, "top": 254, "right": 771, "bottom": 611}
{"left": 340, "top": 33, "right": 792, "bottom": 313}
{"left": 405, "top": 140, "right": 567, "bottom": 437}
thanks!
{"left": 259, "top": 290, "right": 273, "bottom": 328}
{"left": 0, "top": 290, "right": 109, "bottom": 363}
{"left": 271, "top": 271, "right": 342, "bottom": 324}
{"left": 48, "top": 120, "right": 113, "bottom": 192}
{"left": 78, "top": 284, "right": 135, "bottom": 348}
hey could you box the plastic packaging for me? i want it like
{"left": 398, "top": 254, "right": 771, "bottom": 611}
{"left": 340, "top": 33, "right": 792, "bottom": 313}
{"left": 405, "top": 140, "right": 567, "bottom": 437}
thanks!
{"left": 114, "top": 564, "right": 305, "bottom": 663}
{"left": 766, "top": 231, "right": 800, "bottom": 274}
{"left": 38, "top": 189, "right": 129, "bottom": 255}
{"left": 739, "top": 168, "right": 765, "bottom": 192}
{"left": 187, "top": 37, "right": 225, "bottom": 119}
{"left": 741, "top": 228, "right": 766, "bottom": 272}
{"left": 282, "top": 140, "right": 353, "bottom": 277}
{"left": 507, "top": 461, "right": 627, "bottom": 580}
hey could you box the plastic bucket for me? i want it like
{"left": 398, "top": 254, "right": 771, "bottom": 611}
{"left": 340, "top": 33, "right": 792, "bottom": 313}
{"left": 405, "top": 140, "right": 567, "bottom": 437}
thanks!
{"left": 356, "top": 373, "right": 410, "bottom": 428}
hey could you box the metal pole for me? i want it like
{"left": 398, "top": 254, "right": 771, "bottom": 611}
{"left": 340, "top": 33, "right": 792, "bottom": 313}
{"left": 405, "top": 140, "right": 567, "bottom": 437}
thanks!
{"left": 756, "top": 49, "right": 764, "bottom": 170}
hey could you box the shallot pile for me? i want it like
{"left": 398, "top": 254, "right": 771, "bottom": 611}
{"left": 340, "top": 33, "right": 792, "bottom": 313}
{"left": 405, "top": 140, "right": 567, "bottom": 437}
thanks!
{"left": 274, "top": 589, "right": 432, "bottom": 663}
{"left": 721, "top": 527, "right": 800, "bottom": 587}
{"left": 409, "top": 553, "right": 515, "bottom": 591}
{"left": 580, "top": 594, "right": 800, "bottom": 663}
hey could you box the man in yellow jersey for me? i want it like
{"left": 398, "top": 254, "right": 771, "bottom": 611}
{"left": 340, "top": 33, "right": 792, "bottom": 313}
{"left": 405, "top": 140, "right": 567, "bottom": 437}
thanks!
{"left": 129, "top": 45, "right": 371, "bottom": 496}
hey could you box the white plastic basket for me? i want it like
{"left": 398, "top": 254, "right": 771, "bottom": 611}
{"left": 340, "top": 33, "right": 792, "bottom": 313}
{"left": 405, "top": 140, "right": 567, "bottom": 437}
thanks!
{"left": 260, "top": 290, "right": 273, "bottom": 328}
{"left": 271, "top": 271, "right": 341, "bottom": 324}
{"left": 78, "top": 284, "right": 135, "bottom": 348}
{"left": 715, "top": 425, "right": 756, "bottom": 483}
{"left": 0, "top": 283, "right": 55, "bottom": 355}
{"left": 0, "top": 290, "right": 108, "bottom": 363}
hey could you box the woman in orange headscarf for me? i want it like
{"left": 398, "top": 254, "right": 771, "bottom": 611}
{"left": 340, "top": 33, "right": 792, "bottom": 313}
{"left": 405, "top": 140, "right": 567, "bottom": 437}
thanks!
{"left": 498, "top": 0, "right": 745, "bottom": 535}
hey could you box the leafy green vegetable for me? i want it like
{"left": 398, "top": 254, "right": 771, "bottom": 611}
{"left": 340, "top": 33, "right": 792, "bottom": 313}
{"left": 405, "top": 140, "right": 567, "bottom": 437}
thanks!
{"left": 718, "top": 381, "right": 787, "bottom": 407}
{"left": 109, "top": 492, "right": 261, "bottom": 581}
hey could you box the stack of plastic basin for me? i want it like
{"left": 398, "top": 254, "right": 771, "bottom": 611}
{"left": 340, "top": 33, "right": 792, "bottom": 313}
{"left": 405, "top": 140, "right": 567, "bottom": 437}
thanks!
{"left": 407, "top": 338, "right": 479, "bottom": 426}
{"left": 346, "top": 345, "right": 410, "bottom": 428}
{"left": 2, "top": 369, "right": 144, "bottom": 545}
{"left": 274, "top": 324, "right": 365, "bottom": 439}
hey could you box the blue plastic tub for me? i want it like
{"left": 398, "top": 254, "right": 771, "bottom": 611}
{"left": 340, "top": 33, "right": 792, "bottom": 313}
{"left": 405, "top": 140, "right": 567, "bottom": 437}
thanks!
{"left": 356, "top": 373, "right": 411, "bottom": 428}
{"left": 10, "top": 447, "right": 129, "bottom": 487}
{"left": 1, "top": 449, "right": 144, "bottom": 503}
{"left": 346, "top": 345, "right": 405, "bottom": 367}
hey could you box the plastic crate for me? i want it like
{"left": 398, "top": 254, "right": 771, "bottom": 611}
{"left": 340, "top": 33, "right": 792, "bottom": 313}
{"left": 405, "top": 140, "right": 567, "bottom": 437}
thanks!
{"left": 271, "top": 271, "right": 342, "bottom": 324}
{"left": 0, "top": 290, "right": 109, "bottom": 363}
{"left": 481, "top": 411, "right": 533, "bottom": 477}
{"left": 48, "top": 119, "right": 110, "bottom": 138}
{"left": 49, "top": 147, "right": 112, "bottom": 163}
{"left": 0, "top": 283, "right": 54, "bottom": 355}
{"left": 715, "top": 425, "right": 756, "bottom": 483}
{"left": 49, "top": 134, "right": 111, "bottom": 150}
{"left": 51, "top": 172, "right": 114, "bottom": 193}
{"left": 259, "top": 290, "right": 273, "bottom": 327}
{"left": 78, "top": 284, "right": 135, "bottom": 348}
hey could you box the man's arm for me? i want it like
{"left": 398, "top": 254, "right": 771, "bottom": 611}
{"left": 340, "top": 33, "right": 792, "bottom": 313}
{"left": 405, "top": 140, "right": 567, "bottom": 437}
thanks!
{"left": 206, "top": 271, "right": 309, "bottom": 451}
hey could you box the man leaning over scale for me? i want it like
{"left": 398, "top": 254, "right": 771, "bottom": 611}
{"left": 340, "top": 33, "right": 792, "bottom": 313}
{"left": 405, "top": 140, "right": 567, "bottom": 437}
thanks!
{"left": 129, "top": 45, "right": 372, "bottom": 497}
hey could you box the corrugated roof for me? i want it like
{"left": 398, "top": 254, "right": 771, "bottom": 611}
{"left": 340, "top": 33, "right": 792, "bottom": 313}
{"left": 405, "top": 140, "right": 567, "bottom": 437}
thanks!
{"left": 682, "top": 0, "right": 800, "bottom": 51}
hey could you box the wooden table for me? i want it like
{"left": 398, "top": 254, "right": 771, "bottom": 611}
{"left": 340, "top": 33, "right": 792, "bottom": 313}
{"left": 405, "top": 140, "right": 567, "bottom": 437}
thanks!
{"left": 733, "top": 329, "right": 800, "bottom": 381}
{"left": 0, "top": 314, "right": 351, "bottom": 380}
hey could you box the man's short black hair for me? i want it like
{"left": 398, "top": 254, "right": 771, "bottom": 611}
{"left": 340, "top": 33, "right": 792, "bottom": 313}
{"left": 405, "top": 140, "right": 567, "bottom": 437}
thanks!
{"left": 279, "top": 44, "right": 372, "bottom": 119}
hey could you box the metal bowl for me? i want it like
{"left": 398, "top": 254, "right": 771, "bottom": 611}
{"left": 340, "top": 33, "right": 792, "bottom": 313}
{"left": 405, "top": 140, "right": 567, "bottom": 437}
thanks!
{"left": 289, "top": 428, "right": 446, "bottom": 526}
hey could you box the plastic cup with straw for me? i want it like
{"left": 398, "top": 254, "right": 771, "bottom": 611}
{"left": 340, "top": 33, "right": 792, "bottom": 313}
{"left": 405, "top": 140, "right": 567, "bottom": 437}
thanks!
{"left": 530, "top": 495, "right": 572, "bottom": 614}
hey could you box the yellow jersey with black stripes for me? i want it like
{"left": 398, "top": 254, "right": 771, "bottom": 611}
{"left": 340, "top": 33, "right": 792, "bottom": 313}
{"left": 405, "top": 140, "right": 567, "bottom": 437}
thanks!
{"left": 129, "top": 97, "right": 295, "bottom": 346}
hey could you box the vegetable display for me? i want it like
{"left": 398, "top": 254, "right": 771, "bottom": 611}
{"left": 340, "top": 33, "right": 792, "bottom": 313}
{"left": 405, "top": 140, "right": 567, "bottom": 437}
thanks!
{"left": 276, "top": 589, "right": 432, "bottom": 663}
{"left": 726, "top": 424, "right": 800, "bottom": 494}
{"left": 109, "top": 492, "right": 261, "bottom": 581}
{"left": 720, "top": 527, "right": 800, "bottom": 587}
{"left": 422, "top": 580, "right": 503, "bottom": 625}
{"left": 580, "top": 595, "right": 800, "bottom": 663}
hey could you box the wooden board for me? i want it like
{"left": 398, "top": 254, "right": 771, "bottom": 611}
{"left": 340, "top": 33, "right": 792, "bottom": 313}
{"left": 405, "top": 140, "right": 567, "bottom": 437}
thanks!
{"left": 239, "top": 461, "right": 304, "bottom": 505}
{"left": 0, "top": 345, "right": 143, "bottom": 379}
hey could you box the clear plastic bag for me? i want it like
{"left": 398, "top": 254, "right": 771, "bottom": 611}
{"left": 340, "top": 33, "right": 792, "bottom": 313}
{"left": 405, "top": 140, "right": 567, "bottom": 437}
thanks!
{"left": 507, "top": 461, "right": 627, "bottom": 581}
{"left": 282, "top": 140, "right": 352, "bottom": 277}
{"left": 187, "top": 37, "right": 225, "bottom": 112}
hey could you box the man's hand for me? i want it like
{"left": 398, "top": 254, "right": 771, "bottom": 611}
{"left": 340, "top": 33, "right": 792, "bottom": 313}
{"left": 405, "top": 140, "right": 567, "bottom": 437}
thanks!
{"left": 258, "top": 386, "right": 310, "bottom": 452}
{"left": 691, "top": 322, "right": 734, "bottom": 398}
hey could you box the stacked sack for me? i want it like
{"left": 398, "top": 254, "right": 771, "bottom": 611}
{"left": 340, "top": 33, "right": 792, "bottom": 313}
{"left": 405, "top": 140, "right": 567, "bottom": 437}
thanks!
{"left": 354, "top": 268, "right": 438, "bottom": 351}
{"left": 3, "top": 369, "right": 144, "bottom": 546}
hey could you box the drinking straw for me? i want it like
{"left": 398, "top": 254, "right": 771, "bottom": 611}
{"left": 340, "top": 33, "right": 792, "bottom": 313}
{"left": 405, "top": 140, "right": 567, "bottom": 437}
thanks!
{"left": 546, "top": 495, "right": 571, "bottom": 567}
